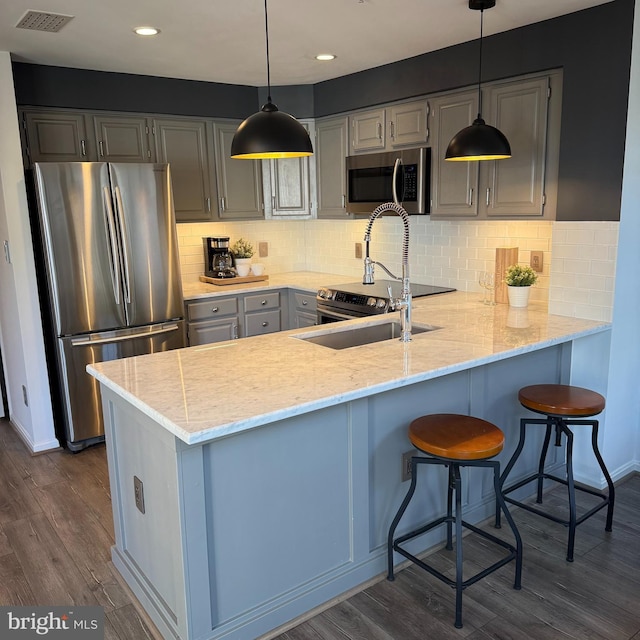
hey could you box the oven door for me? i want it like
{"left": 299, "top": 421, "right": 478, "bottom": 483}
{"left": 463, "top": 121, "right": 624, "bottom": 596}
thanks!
{"left": 317, "top": 304, "right": 370, "bottom": 325}
{"left": 346, "top": 148, "right": 429, "bottom": 215}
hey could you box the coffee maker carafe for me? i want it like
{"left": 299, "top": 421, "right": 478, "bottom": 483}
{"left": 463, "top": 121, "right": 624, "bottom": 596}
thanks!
{"left": 203, "top": 237, "right": 236, "bottom": 278}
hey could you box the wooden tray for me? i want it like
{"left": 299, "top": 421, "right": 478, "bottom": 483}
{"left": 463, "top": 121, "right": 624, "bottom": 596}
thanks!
{"left": 199, "top": 274, "right": 269, "bottom": 286}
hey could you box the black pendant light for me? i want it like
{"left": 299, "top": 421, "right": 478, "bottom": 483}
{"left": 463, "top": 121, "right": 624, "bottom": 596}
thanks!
{"left": 231, "top": 0, "right": 313, "bottom": 160}
{"left": 445, "top": 0, "right": 511, "bottom": 162}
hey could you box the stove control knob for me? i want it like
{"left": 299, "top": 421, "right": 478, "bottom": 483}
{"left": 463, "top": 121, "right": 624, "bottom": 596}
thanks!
{"left": 318, "top": 288, "right": 328, "bottom": 299}
{"left": 376, "top": 298, "right": 387, "bottom": 309}
{"left": 366, "top": 297, "right": 377, "bottom": 307}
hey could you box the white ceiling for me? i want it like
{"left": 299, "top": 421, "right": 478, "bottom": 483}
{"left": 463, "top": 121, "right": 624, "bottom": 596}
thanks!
{"left": 0, "top": 0, "right": 614, "bottom": 87}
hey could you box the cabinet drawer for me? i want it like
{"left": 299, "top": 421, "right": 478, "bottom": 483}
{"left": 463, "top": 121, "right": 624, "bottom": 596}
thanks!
{"left": 245, "top": 310, "right": 281, "bottom": 337}
{"left": 187, "top": 297, "right": 238, "bottom": 321}
{"left": 244, "top": 291, "right": 280, "bottom": 312}
{"left": 188, "top": 317, "right": 239, "bottom": 345}
{"left": 293, "top": 291, "right": 317, "bottom": 311}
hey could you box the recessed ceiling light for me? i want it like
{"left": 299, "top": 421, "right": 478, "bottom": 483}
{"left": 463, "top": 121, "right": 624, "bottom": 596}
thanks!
{"left": 316, "top": 54, "right": 336, "bottom": 61}
{"left": 134, "top": 26, "right": 160, "bottom": 36}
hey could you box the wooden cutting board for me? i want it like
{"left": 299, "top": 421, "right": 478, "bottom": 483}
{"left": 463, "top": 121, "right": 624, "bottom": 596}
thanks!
{"left": 199, "top": 274, "right": 269, "bottom": 286}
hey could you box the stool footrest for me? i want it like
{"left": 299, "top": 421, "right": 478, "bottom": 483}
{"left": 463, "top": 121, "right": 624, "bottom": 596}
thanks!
{"left": 393, "top": 518, "right": 518, "bottom": 591}
{"left": 503, "top": 472, "right": 611, "bottom": 529}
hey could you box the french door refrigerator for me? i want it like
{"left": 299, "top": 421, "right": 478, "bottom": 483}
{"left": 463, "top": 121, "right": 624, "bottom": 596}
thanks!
{"left": 33, "top": 162, "right": 185, "bottom": 451}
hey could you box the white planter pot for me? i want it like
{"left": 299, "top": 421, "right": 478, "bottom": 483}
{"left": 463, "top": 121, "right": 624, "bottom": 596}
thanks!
{"left": 234, "top": 258, "right": 251, "bottom": 277}
{"left": 507, "top": 285, "right": 531, "bottom": 308}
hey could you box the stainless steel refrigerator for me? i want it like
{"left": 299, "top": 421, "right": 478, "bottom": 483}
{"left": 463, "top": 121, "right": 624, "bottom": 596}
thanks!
{"left": 33, "top": 162, "right": 185, "bottom": 451}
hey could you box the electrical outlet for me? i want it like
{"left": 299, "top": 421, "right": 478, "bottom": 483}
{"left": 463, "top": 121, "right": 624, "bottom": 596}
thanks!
{"left": 258, "top": 242, "right": 269, "bottom": 258}
{"left": 355, "top": 242, "right": 363, "bottom": 259}
{"left": 22, "top": 385, "right": 28, "bottom": 407}
{"left": 402, "top": 450, "right": 414, "bottom": 482}
{"left": 530, "top": 251, "right": 543, "bottom": 272}
{"left": 134, "top": 476, "right": 145, "bottom": 514}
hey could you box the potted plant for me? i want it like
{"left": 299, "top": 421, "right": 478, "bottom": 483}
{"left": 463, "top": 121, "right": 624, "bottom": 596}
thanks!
{"left": 504, "top": 264, "right": 538, "bottom": 308}
{"left": 231, "top": 238, "right": 254, "bottom": 276}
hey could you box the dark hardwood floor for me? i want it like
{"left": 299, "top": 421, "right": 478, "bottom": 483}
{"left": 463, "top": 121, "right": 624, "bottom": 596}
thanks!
{"left": 1, "top": 418, "right": 639, "bottom": 640}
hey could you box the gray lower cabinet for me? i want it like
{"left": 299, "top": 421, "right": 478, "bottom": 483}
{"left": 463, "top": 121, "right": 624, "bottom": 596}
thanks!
{"left": 213, "top": 122, "right": 264, "bottom": 220}
{"left": 430, "top": 72, "right": 559, "bottom": 220}
{"left": 21, "top": 110, "right": 95, "bottom": 164}
{"left": 315, "top": 117, "right": 349, "bottom": 219}
{"left": 289, "top": 290, "right": 317, "bottom": 328}
{"left": 244, "top": 291, "right": 281, "bottom": 336}
{"left": 186, "top": 297, "right": 239, "bottom": 346}
{"left": 93, "top": 114, "right": 155, "bottom": 162}
{"left": 186, "top": 290, "right": 285, "bottom": 345}
{"left": 153, "top": 117, "right": 216, "bottom": 222}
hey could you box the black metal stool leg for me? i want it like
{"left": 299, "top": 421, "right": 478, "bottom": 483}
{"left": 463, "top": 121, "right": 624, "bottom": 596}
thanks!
{"left": 387, "top": 456, "right": 419, "bottom": 581}
{"left": 536, "top": 422, "right": 554, "bottom": 503}
{"left": 493, "top": 461, "right": 522, "bottom": 589}
{"left": 496, "top": 419, "right": 528, "bottom": 528}
{"left": 446, "top": 464, "right": 454, "bottom": 551}
{"left": 590, "top": 420, "right": 615, "bottom": 531}
{"left": 453, "top": 463, "right": 463, "bottom": 629}
{"left": 561, "top": 423, "right": 577, "bottom": 562}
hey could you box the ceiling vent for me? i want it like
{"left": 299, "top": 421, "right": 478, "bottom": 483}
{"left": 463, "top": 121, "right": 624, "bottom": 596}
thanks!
{"left": 15, "top": 11, "right": 74, "bottom": 33}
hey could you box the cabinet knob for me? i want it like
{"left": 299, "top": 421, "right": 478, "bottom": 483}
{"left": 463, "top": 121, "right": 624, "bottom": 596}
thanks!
{"left": 262, "top": 321, "right": 269, "bottom": 327}
{"left": 261, "top": 300, "right": 267, "bottom": 306}
{"left": 211, "top": 307, "right": 219, "bottom": 313}
{"left": 302, "top": 300, "right": 308, "bottom": 306}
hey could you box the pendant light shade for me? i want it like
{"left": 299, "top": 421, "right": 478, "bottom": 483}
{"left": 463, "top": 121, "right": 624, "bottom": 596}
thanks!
{"left": 231, "top": 0, "right": 313, "bottom": 160}
{"left": 445, "top": 0, "right": 511, "bottom": 162}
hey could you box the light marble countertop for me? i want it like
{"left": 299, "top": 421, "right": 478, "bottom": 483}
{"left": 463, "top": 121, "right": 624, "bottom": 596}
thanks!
{"left": 182, "top": 271, "right": 358, "bottom": 300}
{"left": 88, "top": 286, "right": 610, "bottom": 446}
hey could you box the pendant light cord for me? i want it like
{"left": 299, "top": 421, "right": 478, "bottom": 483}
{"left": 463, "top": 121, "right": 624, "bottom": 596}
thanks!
{"left": 477, "top": 7, "right": 484, "bottom": 119}
{"left": 264, "top": 0, "right": 272, "bottom": 103}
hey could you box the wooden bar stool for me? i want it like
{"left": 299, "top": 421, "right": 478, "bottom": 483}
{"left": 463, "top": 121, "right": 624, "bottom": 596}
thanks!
{"left": 387, "top": 414, "right": 522, "bottom": 629}
{"left": 498, "top": 384, "right": 615, "bottom": 562}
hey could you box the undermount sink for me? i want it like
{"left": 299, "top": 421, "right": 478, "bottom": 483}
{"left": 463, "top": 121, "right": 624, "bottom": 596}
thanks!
{"left": 295, "top": 320, "right": 439, "bottom": 350}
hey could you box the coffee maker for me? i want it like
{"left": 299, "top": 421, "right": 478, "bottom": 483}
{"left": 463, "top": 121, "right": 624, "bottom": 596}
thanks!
{"left": 203, "top": 237, "right": 236, "bottom": 278}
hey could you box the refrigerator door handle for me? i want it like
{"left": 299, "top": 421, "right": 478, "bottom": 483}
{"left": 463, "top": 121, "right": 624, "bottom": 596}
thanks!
{"left": 113, "top": 185, "right": 132, "bottom": 304}
{"left": 102, "top": 186, "right": 122, "bottom": 305}
{"left": 70, "top": 323, "right": 181, "bottom": 347}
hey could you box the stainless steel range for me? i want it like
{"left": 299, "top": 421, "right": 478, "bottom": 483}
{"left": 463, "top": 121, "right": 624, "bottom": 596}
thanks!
{"left": 316, "top": 280, "right": 455, "bottom": 324}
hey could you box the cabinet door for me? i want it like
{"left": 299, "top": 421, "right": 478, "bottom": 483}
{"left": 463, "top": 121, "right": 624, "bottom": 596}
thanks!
{"left": 265, "top": 121, "right": 314, "bottom": 218}
{"left": 430, "top": 91, "right": 480, "bottom": 217}
{"left": 388, "top": 101, "right": 429, "bottom": 148}
{"left": 213, "top": 123, "right": 264, "bottom": 220}
{"left": 153, "top": 118, "right": 215, "bottom": 222}
{"left": 350, "top": 109, "right": 385, "bottom": 153}
{"left": 23, "top": 111, "right": 93, "bottom": 163}
{"left": 484, "top": 77, "right": 549, "bottom": 217}
{"left": 316, "top": 117, "right": 349, "bottom": 219}
{"left": 94, "top": 115, "right": 155, "bottom": 162}
{"left": 188, "top": 318, "right": 239, "bottom": 345}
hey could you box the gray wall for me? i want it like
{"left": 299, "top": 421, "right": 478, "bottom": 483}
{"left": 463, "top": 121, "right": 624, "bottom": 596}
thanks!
{"left": 12, "top": 0, "right": 634, "bottom": 221}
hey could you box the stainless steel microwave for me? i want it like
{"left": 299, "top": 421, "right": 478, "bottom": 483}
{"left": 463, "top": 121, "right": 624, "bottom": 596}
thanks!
{"left": 346, "top": 147, "right": 430, "bottom": 215}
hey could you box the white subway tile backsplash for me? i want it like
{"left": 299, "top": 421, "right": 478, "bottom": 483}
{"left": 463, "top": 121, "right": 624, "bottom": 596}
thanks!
{"left": 176, "top": 217, "right": 618, "bottom": 322}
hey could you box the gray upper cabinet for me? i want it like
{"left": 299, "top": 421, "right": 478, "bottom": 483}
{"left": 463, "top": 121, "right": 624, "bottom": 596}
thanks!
{"left": 264, "top": 121, "right": 315, "bottom": 218}
{"left": 485, "top": 76, "right": 549, "bottom": 217}
{"left": 93, "top": 114, "right": 155, "bottom": 163}
{"left": 349, "top": 99, "right": 429, "bottom": 154}
{"left": 315, "top": 116, "right": 349, "bottom": 219}
{"left": 430, "top": 90, "right": 480, "bottom": 217}
{"left": 350, "top": 108, "right": 386, "bottom": 152}
{"left": 153, "top": 117, "right": 216, "bottom": 222}
{"left": 213, "top": 122, "right": 264, "bottom": 220}
{"left": 430, "top": 72, "right": 559, "bottom": 220}
{"left": 22, "top": 110, "right": 95, "bottom": 164}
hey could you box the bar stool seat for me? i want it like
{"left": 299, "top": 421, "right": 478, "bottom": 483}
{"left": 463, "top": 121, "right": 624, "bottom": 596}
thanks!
{"left": 499, "top": 384, "right": 615, "bottom": 562}
{"left": 388, "top": 414, "right": 522, "bottom": 629}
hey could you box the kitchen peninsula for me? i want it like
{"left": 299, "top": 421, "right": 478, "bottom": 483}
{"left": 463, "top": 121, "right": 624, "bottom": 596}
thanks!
{"left": 88, "top": 289, "right": 610, "bottom": 640}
